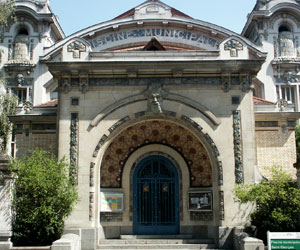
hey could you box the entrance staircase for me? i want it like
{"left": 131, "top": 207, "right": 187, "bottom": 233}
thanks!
{"left": 98, "top": 235, "right": 223, "bottom": 250}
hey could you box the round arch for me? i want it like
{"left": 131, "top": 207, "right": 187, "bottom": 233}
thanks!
{"left": 121, "top": 144, "right": 190, "bottom": 227}
{"left": 100, "top": 119, "right": 214, "bottom": 188}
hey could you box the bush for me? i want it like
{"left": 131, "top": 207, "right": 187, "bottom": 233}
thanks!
{"left": 10, "top": 149, "right": 78, "bottom": 246}
{"left": 234, "top": 166, "right": 300, "bottom": 243}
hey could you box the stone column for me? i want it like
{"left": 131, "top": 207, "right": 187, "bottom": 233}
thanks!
{"left": 0, "top": 154, "right": 13, "bottom": 250}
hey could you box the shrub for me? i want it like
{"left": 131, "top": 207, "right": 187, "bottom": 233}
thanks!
{"left": 10, "top": 149, "right": 78, "bottom": 246}
{"left": 234, "top": 166, "right": 300, "bottom": 243}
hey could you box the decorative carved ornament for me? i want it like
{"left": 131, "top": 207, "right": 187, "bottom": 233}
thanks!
{"left": 269, "top": 13, "right": 300, "bottom": 29}
{"left": 233, "top": 110, "right": 244, "bottom": 184}
{"left": 277, "top": 99, "right": 288, "bottom": 111}
{"left": 23, "top": 101, "right": 33, "bottom": 114}
{"left": 240, "top": 75, "right": 251, "bottom": 92}
{"left": 224, "top": 39, "right": 243, "bottom": 57}
{"left": 67, "top": 41, "right": 86, "bottom": 59}
{"left": 70, "top": 113, "right": 79, "bottom": 185}
{"left": 145, "top": 84, "right": 168, "bottom": 114}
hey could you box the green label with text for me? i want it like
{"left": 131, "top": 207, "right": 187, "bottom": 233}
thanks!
{"left": 271, "top": 239, "right": 300, "bottom": 249}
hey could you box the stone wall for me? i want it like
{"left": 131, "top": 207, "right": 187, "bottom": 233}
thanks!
{"left": 15, "top": 132, "right": 57, "bottom": 158}
{"left": 256, "top": 129, "right": 297, "bottom": 178}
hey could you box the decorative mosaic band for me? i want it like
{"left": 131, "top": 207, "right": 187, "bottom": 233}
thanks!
{"left": 90, "top": 162, "right": 95, "bottom": 187}
{"left": 218, "top": 161, "right": 223, "bottom": 186}
{"left": 204, "top": 133, "right": 220, "bottom": 157}
{"left": 220, "top": 191, "right": 225, "bottom": 221}
{"left": 89, "top": 192, "right": 94, "bottom": 221}
{"left": 70, "top": 113, "right": 79, "bottom": 185}
{"left": 233, "top": 110, "right": 244, "bottom": 183}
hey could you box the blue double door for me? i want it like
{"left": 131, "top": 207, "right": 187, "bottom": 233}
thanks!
{"left": 133, "top": 156, "right": 179, "bottom": 235}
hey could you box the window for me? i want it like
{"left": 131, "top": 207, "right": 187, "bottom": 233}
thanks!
{"left": 10, "top": 128, "right": 15, "bottom": 157}
{"left": 13, "top": 27, "right": 29, "bottom": 60}
{"left": 278, "top": 24, "right": 295, "bottom": 57}
{"left": 281, "top": 86, "right": 295, "bottom": 104}
{"left": 18, "top": 28, "right": 29, "bottom": 36}
{"left": 11, "top": 87, "right": 28, "bottom": 104}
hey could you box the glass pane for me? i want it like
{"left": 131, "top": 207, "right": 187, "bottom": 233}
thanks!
{"left": 291, "top": 87, "right": 295, "bottom": 103}
{"left": 287, "top": 87, "right": 291, "bottom": 101}
{"left": 281, "top": 87, "right": 286, "bottom": 99}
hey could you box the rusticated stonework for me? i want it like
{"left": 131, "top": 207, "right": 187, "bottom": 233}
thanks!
{"left": 100, "top": 120, "right": 212, "bottom": 188}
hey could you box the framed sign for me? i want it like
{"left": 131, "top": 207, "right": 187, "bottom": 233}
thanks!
{"left": 268, "top": 232, "right": 300, "bottom": 250}
{"left": 100, "top": 192, "right": 123, "bottom": 212}
{"left": 188, "top": 191, "right": 212, "bottom": 211}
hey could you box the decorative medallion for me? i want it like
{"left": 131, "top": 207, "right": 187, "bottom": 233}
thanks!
{"left": 100, "top": 120, "right": 212, "bottom": 188}
{"left": 67, "top": 41, "right": 86, "bottom": 58}
{"left": 224, "top": 39, "right": 243, "bottom": 57}
{"left": 277, "top": 99, "right": 288, "bottom": 111}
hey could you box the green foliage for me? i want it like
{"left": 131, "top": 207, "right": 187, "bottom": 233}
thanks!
{"left": 0, "top": 0, "right": 16, "bottom": 153}
{"left": 10, "top": 149, "right": 79, "bottom": 246}
{"left": 234, "top": 166, "right": 300, "bottom": 243}
{"left": 0, "top": 91, "right": 18, "bottom": 152}
{"left": 0, "top": 0, "right": 16, "bottom": 27}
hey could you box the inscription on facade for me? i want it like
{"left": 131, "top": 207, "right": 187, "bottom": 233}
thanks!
{"left": 91, "top": 28, "right": 219, "bottom": 49}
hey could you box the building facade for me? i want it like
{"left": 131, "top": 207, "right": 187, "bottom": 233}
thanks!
{"left": 1, "top": 0, "right": 300, "bottom": 249}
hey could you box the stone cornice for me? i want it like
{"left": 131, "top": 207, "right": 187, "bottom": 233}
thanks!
{"left": 46, "top": 59, "right": 265, "bottom": 78}
{"left": 255, "top": 112, "right": 300, "bottom": 120}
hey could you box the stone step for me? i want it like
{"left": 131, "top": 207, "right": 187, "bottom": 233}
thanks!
{"left": 120, "top": 235, "right": 194, "bottom": 240}
{"left": 99, "top": 239, "right": 215, "bottom": 245}
{"left": 97, "top": 243, "right": 216, "bottom": 249}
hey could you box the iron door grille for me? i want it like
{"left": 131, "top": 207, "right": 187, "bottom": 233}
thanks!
{"left": 133, "top": 156, "right": 179, "bottom": 234}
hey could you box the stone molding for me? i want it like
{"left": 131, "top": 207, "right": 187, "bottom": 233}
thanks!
{"left": 89, "top": 91, "right": 220, "bottom": 130}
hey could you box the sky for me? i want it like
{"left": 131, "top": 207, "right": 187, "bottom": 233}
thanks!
{"left": 50, "top": 0, "right": 257, "bottom": 37}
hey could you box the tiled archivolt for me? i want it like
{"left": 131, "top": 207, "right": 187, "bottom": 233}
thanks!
{"left": 101, "top": 120, "right": 212, "bottom": 187}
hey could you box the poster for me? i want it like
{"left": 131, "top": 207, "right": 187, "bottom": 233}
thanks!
{"left": 188, "top": 191, "right": 212, "bottom": 211}
{"left": 100, "top": 192, "right": 123, "bottom": 212}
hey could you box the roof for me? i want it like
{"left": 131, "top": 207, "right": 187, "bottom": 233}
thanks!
{"left": 253, "top": 96, "right": 275, "bottom": 105}
{"left": 113, "top": 0, "right": 191, "bottom": 20}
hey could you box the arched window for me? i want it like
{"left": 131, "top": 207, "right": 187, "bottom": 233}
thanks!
{"left": 13, "top": 27, "right": 29, "bottom": 60}
{"left": 278, "top": 24, "right": 295, "bottom": 57}
{"left": 17, "top": 28, "right": 29, "bottom": 36}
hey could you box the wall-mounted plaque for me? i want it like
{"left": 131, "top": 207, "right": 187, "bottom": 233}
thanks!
{"left": 188, "top": 191, "right": 212, "bottom": 211}
{"left": 100, "top": 192, "right": 123, "bottom": 212}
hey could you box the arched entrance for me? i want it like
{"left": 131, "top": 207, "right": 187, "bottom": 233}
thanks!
{"left": 133, "top": 155, "right": 179, "bottom": 235}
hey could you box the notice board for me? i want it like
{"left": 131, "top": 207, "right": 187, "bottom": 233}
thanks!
{"left": 100, "top": 192, "right": 123, "bottom": 212}
{"left": 268, "top": 232, "right": 300, "bottom": 250}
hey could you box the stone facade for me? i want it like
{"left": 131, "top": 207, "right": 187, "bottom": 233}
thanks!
{"left": 1, "top": 0, "right": 300, "bottom": 249}
{"left": 15, "top": 133, "right": 57, "bottom": 158}
{"left": 256, "top": 129, "right": 297, "bottom": 177}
